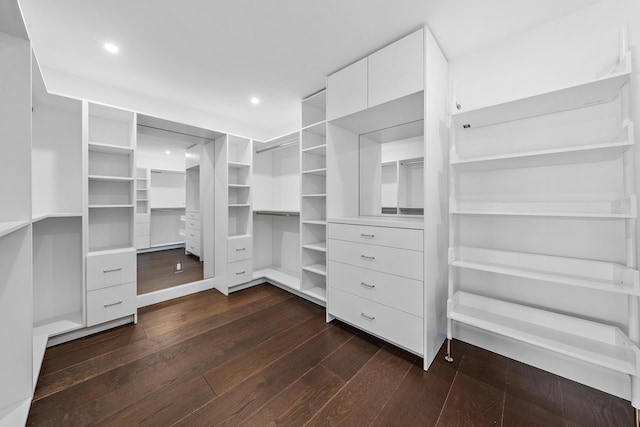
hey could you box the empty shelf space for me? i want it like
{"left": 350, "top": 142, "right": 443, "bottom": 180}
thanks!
{"left": 0, "top": 220, "right": 31, "bottom": 238}
{"left": 89, "top": 204, "right": 135, "bottom": 209}
{"left": 88, "top": 175, "right": 134, "bottom": 182}
{"left": 450, "top": 196, "right": 637, "bottom": 218}
{"left": 303, "top": 286, "right": 326, "bottom": 302}
{"left": 302, "top": 220, "right": 327, "bottom": 226}
{"left": 88, "top": 141, "right": 134, "bottom": 154}
{"left": 451, "top": 138, "right": 634, "bottom": 171}
{"left": 303, "top": 263, "right": 327, "bottom": 276}
{"left": 254, "top": 210, "right": 299, "bottom": 217}
{"left": 229, "top": 204, "right": 251, "bottom": 208}
{"left": 302, "top": 144, "right": 327, "bottom": 156}
{"left": 253, "top": 266, "right": 301, "bottom": 291}
{"left": 228, "top": 184, "right": 251, "bottom": 188}
{"left": 302, "top": 121, "right": 327, "bottom": 136}
{"left": 33, "top": 311, "right": 84, "bottom": 338}
{"left": 228, "top": 233, "right": 251, "bottom": 241}
{"left": 32, "top": 213, "right": 82, "bottom": 223}
{"left": 451, "top": 60, "right": 631, "bottom": 129}
{"left": 228, "top": 161, "right": 250, "bottom": 169}
{"left": 449, "top": 246, "right": 639, "bottom": 295}
{"left": 448, "top": 291, "right": 640, "bottom": 375}
{"left": 88, "top": 244, "right": 135, "bottom": 255}
{"left": 302, "top": 168, "right": 327, "bottom": 176}
{"left": 302, "top": 193, "right": 327, "bottom": 198}
{"left": 303, "top": 241, "right": 327, "bottom": 252}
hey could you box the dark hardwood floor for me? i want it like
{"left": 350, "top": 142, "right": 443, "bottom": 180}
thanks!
{"left": 28, "top": 284, "right": 634, "bottom": 426}
{"left": 137, "top": 248, "right": 204, "bottom": 295}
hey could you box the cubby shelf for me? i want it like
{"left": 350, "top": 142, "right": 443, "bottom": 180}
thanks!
{"left": 253, "top": 267, "right": 301, "bottom": 291}
{"left": 302, "top": 220, "right": 327, "bottom": 226}
{"left": 302, "top": 193, "right": 326, "bottom": 198}
{"left": 303, "top": 262, "right": 327, "bottom": 276}
{"left": 228, "top": 233, "right": 251, "bottom": 240}
{"left": 449, "top": 246, "right": 640, "bottom": 295}
{"left": 302, "top": 144, "right": 327, "bottom": 156}
{"left": 451, "top": 55, "right": 631, "bottom": 129}
{"left": 448, "top": 291, "right": 640, "bottom": 375}
{"left": 33, "top": 311, "right": 84, "bottom": 338}
{"left": 228, "top": 184, "right": 250, "bottom": 188}
{"left": 303, "top": 286, "right": 326, "bottom": 301}
{"left": 228, "top": 161, "right": 250, "bottom": 169}
{"left": 302, "top": 241, "right": 327, "bottom": 252}
{"left": 301, "top": 168, "right": 327, "bottom": 176}
{"left": 88, "top": 175, "right": 134, "bottom": 182}
{"left": 302, "top": 121, "right": 327, "bottom": 135}
{"left": 32, "top": 213, "right": 82, "bottom": 223}
{"left": 229, "top": 204, "right": 251, "bottom": 208}
{"left": 0, "top": 220, "right": 31, "bottom": 238}
{"left": 88, "top": 204, "right": 135, "bottom": 209}
{"left": 449, "top": 196, "right": 637, "bottom": 219}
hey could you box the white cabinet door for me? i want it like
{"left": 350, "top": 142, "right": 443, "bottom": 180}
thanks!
{"left": 326, "top": 58, "right": 368, "bottom": 122}
{"left": 368, "top": 28, "right": 424, "bottom": 108}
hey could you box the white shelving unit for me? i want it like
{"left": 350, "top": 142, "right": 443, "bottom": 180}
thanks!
{"left": 446, "top": 44, "right": 640, "bottom": 412}
{"left": 300, "top": 90, "right": 328, "bottom": 304}
{"left": 83, "top": 102, "right": 137, "bottom": 327}
{"left": 215, "top": 135, "right": 253, "bottom": 295}
{"left": 135, "top": 167, "right": 151, "bottom": 249}
{"left": 252, "top": 131, "right": 302, "bottom": 296}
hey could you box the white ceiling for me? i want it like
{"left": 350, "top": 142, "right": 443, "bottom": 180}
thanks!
{"left": 18, "top": 0, "right": 601, "bottom": 141}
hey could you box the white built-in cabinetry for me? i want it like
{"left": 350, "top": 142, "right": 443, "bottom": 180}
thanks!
{"left": 301, "top": 90, "right": 328, "bottom": 303}
{"left": 135, "top": 167, "right": 151, "bottom": 249}
{"left": 215, "top": 135, "right": 253, "bottom": 294}
{"left": 0, "top": 22, "right": 35, "bottom": 425}
{"left": 84, "top": 102, "right": 137, "bottom": 327}
{"left": 447, "top": 46, "right": 640, "bottom": 407}
{"left": 186, "top": 144, "right": 202, "bottom": 258}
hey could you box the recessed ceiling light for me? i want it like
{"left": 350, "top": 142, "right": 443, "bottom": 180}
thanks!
{"left": 104, "top": 43, "right": 119, "bottom": 54}
{"left": 165, "top": 150, "right": 171, "bottom": 155}
{"left": 250, "top": 97, "right": 260, "bottom": 105}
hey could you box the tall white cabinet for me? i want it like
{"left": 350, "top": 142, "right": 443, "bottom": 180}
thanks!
{"left": 83, "top": 102, "right": 137, "bottom": 327}
{"left": 446, "top": 45, "right": 640, "bottom": 407}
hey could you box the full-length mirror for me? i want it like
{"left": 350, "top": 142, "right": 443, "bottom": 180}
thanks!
{"left": 359, "top": 120, "right": 424, "bottom": 216}
{"left": 135, "top": 115, "right": 221, "bottom": 295}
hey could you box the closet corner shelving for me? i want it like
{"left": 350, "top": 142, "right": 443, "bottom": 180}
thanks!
{"left": 300, "top": 89, "right": 328, "bottom": 304}
{"left": 445, "top": 42, "right": 640, "bottom": 413}
{"left": 252, "top": 130, "right": 302, "bottom": 297}
{"left": 135, "top": 167, "right": 151, "bottom": 250}
{"left": 83, "top": 101, "right": 137, "bottom": 328}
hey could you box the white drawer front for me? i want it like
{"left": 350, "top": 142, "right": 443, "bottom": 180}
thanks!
{"left": 186, "top": 211, "right": 200, "bottom": 221}
{"left": 186, "top": 218, "right": 200, "bottom": 230}
{"left": 328, "top": 239, "right": 423, "bottom": 281}
{"left": 184, "top": 228, "right": 200, "bottom": 242}
{"left": 86, "top": 249, "right": 136, "bottom": 291}
{"left": 228, "top": 259, "right": 252, "bottom": 286}
{"left": 186, "top": 239, "right": 201, "bottom": 257}
{"left": 328, "top": 223, "right": 423, "bottom": 251}
{"left": 228, "top": 236, "right": 252, "bottom": 262}
{"left": 135, "top": 221, "right": 150, "bottom": 236}
{"left": 329, "top": 288, "right": 423, "bottom": 355}
{"left": 328, "top": 261, "right": 423, "bottom": 317}
{"left": 86, "top": 282, "right": 137, "bottom": 327}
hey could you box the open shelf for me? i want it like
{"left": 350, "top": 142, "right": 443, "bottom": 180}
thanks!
{"left": 87, "top": 244, "right": 134, "bottom": 255}
{"left": 228, "top": 161, "right": 250, "bottom": 169}
{"left": 0, "top": 220, "right": 31, "bottom": 239}
{"left": 303, "top": 286, "right": 326, "bottom": 302}
{"left": 32, "top": 213, "right": 82, "bottom": 223}
{"left": 302, "top": 241, "right": 327, "bottom": 252}
{"left": 228, "top": 184, "right": 250, "bottom": 188}
{"left": 88, "top": 141, "right": 134, "bottom": 155}
{"left": 88, "top": 175, "right": 134, "bottom": 182}
{"left": 302, "top": 121, "right": 327, "bottom": 137}
{"left": 302, "top": 144, "right": 327, "bottom": 156}
{"left": 33, "top": 311, "right": 83, "bottom": 338}
{"left": 302, "top": 194, "right": 327, "bottom": 198}
{"left": 450, "top": 196, "right": 637, "bottom": 218}
{"left": 228, "top": 233, "right": 251, "bottom": 240}
{"left": 301, "top": 168, "right": 327, "bottom": 176}
{"left": 448, "top": 291, "right": 640, "bottom": 375}
{"left": 253, "top": 266, "right": 301, "bottom": 291}
{"left": 254, "top": 210, "right": 299, "bottom": 217}
{"left": 302, "top": 220, "right": 327, "bottom": 226}
{"left": 302, "top": 262, "right": 327, "bottom": 276}
{"left": 451, "top": 58, "right": 632, "bottom": 129}
{"left": 449, "top": 246, "right": 639, "bottom": 295}
{"left": 229, "top": 204, "right": 251, "bottom": 208}
{"left": 89, "top": 204, "right": 135, "bottom": 209}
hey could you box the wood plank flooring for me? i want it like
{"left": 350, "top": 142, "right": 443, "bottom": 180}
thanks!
{"left": 137, "top": 248, "right": 203, "bottom": 295}
{"left": 28, "top": 284, "right": 635, "bottom": 426}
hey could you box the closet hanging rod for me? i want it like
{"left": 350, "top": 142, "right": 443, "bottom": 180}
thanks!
{"left": 254, "top": 210, "right": 300, "bottom": 217}
{"left": 137, "top": 124, "right": 215, "bottom": 142}
{"left": 255, "top": 139, "right": 299, "bottom": 154}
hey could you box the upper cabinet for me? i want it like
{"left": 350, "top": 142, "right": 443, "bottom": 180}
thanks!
{"left": 368, "top": 28, "right": 424, "bottom": 108}
{"left": 327, "top": 28, "right": 424, "bottom": 122}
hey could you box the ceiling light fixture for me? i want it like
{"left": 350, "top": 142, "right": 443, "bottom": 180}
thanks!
{"left": 250, "top": 97, "right": 260, "bottom": 105}
{"left": 165, "top": 150, "right": 171, "bottom": 155}
{"left": 104, "top": 43, "right": 119, "bottom": 54}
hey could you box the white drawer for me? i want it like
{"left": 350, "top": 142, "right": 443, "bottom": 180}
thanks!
{"left": 328, "top": 223, "right": 423, "bottom": 251}
{"left": 329, "top": 287, "right": 423, "bottom": 355}
{"left": 328, "top": 239, "right": 423, "bottom": 281}
{"left": 228, "top": 259, "right": 252, "bottom": 286}
{"left": 228, "top": 236, "right": 252, "bottom": 262}
{"left": 328, "top": 261, "right": 423, "bottom": 317}
{"left": 184, "top": 229, "right": 200, "bottom": 242}
{"left": 185, "top": 218, "right": 200, "bottom": 230}
{"left": 86, "top": 282, "right": 137, "bottom": 327}
{"left": 86, "top": 249, "right": 136, "bottom": 291}
{"left": 136, "top": 221, "right": 150, "bottom": 236}
{"left": 185, "top": 239, "right": 201, "bottom": 257}
{"left": 186, "top": 211, "right": 200, "bottom": 221}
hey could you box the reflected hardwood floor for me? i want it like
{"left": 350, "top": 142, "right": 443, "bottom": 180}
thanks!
{"left": 28, "top": 285, "right": 634, "bottom": 426}
{"left": 137, "top": 247, "right": 203, "bottom": 294}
